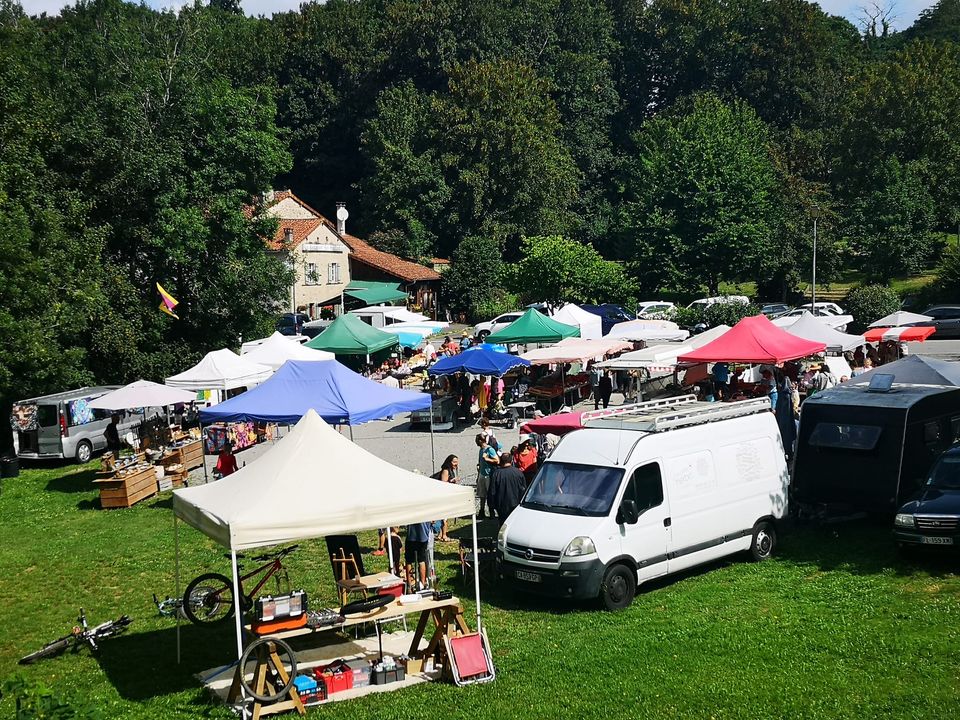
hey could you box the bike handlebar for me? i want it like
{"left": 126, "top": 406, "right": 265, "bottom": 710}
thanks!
{"left": 251, "top": 544, "right": 299, "bottom": 562}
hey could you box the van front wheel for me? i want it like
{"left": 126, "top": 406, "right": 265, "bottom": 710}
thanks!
{"left": 600, "top": 564, "right": 636, "bottom": 611}
{"left": 75, "top": 441, "right": 93, "bottom": 464}
{"left": 750, "top": 521, "right": 776, "bottom": 561}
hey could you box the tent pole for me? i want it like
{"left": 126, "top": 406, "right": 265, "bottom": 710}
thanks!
{"left": 349, "top": 425, "right": 354, "bottom": 441}
{"left": 471, "top": 513, "right": 482, "bottom": 633}
{"left": 385, "top": 527, "right": 394, "bottom": 579}
{"left": 430, "top": 411, "right": 436, "bottom": 474}
{"left": 231, "top": 549, "right": 244, "bottom": 663}
{"left": 200, "top": 420, "right": 209, "bottom": 484}
{"left": 174, "top": 514, "right": 181, "bottom": 665}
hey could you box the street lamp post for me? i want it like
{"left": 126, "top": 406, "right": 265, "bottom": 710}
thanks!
{"left": 811, "top": 206, "right": 821, "bottom": 309}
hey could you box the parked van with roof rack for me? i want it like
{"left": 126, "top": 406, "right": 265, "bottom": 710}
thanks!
{"left": 498, "top": 395, "right": 789, "bottom": 609}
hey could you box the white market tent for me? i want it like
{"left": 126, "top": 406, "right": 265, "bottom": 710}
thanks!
{"left": 172, "top": 409, "right": 479, "bottom": 662}
{"left": 88, "top": 380, "right": 196, "bottom": 410}
{"left": 550, "top": 304, "right": 602, "bottom": 340}
{"left": 597, "top": 325, "right": 731, "bottom": 370}
{"left": 240, "top": 331, "right": 334, "bottom": 370}
{"left": 521, "top": 337, "right": 631, "bottom": 365}
{"left": 869, "top": 310, "right": 933, "bottom": 328}
{"left": 781, "top": 312, "right": 864, "bottom": 353}
{"left": 164, "top": 349, "right": 272, "bottom": 392}
{"left": 350, "top": 306, "right": 432, "bottom": 324}
{"left": 607, "top": 319, "right": 689, "bottom": 343}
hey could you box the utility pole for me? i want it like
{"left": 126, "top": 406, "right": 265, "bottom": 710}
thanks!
{"left": 811, "top": 206, "right": 820, "bottom": 308}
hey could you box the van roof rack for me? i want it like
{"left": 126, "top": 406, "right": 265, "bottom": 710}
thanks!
{"left": 583, "top": 395, "right": 771, "bottom": 433}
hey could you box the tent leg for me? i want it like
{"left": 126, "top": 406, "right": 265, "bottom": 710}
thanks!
{"left": 430, "top": 412, "right": 436, "bottom": 474}
{"left": 471, "top": 513, "right": 482, "bottom": 634}
{"left": 174, "top": 515, "right": 181, "bottom": 665}
{"left": 231, "top": 550, "right": 244, "bottom": 663}
{"left": 385, "top": 527, "right": 394, "bottom": 578}
{"left": 348, "top": 425, "right": 354, "bottom": 441}
{"left": 200, "top": 421, "right": 209, "bottom": 484}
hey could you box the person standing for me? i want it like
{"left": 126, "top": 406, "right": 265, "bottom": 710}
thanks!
{"left": 589, "top": 364, "right": 602, "bottom": 410}
{"left": 215, "top": 441, "right": 239, "bottom": 478}
{"left": 436, "top": 455, "right": 460, "bottom": 542}
{"left": 711, "top": 362, "right": 730, "bottom": 400}
{"left": 599, "top": 370, "right": 613, "bottom": 409}
{"left": 476, "top": 434, "right": 499, "bottom": 518}
{"left": 404, "top": 521, "right": 430, "bottom": 591}
{"left": 104, "top": 414, "right": 122, "bottom": 457}
{"left": 488, "top": 454, "right": 528, "bottom": 527}
{"left": 514, "top": 435, "right": 539, "bottom": 486}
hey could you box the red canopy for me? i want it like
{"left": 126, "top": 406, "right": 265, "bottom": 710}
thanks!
{"left": 521, "top": 411, "right": 586, "bottom": 437}
{"left": 676, "top": 315, "right": 826, "bottom": 364}
{"left": 862, "top": 326, "right": 936, "bottom": 343}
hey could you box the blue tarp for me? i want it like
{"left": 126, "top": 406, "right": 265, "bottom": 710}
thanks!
{"left": 428, "top": 348, "right": 531, "bottom": 377}
{"left": 199, "top": 360, "right": 431, "bottom": 426}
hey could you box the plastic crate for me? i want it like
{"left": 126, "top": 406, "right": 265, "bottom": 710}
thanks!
{"left": 371, "top": 666, "right": 405, "bottom": 685}
{"left": 314, "top": 660, "right": 354, "bottom": 695}
{"left": 346, "top": 659, "right": 371, "bottom": 688}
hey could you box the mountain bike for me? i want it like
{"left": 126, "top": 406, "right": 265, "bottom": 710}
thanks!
{"left": 19, "top": 609, "right": 132, "bottom": 664}
{"left": 182, "top": 544, "right": 298, "bottom": 626}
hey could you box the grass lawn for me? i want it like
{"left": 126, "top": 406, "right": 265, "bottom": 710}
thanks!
{"left": 2, "top": 462, "right": 960, "bottom": 718}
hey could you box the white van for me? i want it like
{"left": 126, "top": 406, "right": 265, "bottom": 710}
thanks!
{"left": 498, "top": 396, "right": 789, "bottom": 609}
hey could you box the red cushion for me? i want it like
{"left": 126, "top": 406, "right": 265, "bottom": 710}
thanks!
{"left": 449, "top": 634, "right": 488, "bottom": 678}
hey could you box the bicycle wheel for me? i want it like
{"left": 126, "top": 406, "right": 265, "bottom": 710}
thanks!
{"left": 238, "top": 636, "right": 297, "bottom": 703}
{"left": 183, "top": 573, "right": 236, "bottom": 625}
{"left": 19, "top": 637, "right": 71, "bottom": 665}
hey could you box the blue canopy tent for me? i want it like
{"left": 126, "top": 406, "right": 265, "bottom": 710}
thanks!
{"left": 199, "top": 360, "right": 438, "bottom": 467}
{"left": 429, "top": 348, "right": 531, "bottom": 377}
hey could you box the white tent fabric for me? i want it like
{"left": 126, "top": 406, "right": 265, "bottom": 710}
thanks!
{"left": 386, "top": 308, "right": 431, "bottom": 323}
{"left": 240, "top": 331, "right": 334, "bottom": 369}
{"left": 521, "top": 337, "right": 631, "bottom": 365}
{"left": 608, "top": 319, "right": 689, "bottom": 343}
{"left": 172, "top": 409, "right": 475, "bottom": 550}
{"left": 781, "top": 311, "right": 864, "bottom": 353}
{"left": 597, "top": 325, "right": 731, "bottom": 370}
{"left": 382, "top": 320, "right": 448, "bottom": 334}
{"left": 550, "top": 304, "right": 602, "bottom": 340}
{"left": 164, "top": 349, "right": 272, "bottom": 391}
{"left": 869, "top": 310, "right": 932, "bottom": 328}
{"left": 88, "top": 380, "right": 196, "bottom": 410}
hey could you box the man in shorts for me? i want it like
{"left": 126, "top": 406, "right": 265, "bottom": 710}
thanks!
{"left": 405, "top": 521, "right": 431, "bottom": 591}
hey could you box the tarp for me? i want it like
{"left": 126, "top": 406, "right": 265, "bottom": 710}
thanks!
{"left": 863, "top": 326, "right": 936, "bottom": 343}
{"left": 782, "top": 312, "right": 864, "bottom": 353}
{"left": 240, "top": 331, "right": 334, "bottom": 369}
{"left": 199, "top": 359, "right": 430, "bottom": 425}
{"left": 344, "top": 281, "right": 409, "bottom": 305}
{"left": 350, "top": 306, "right": 429, "bottom": 324}
{"left": 428, "top": 348, "right": 531, "bottom": 377}
{"left": 520, "top": 338, "right": 632, "bottom": 365}
{"left": 869, "top": 310, "right": 933, "bottom": 328}
{"left": 846, "top": 354, "right": 960, "bottom": 387}
{"left": 486, "top": 308, "right": 580, "bottom": 344}
{"left": 677, "top": 315, "right": 826, "bottom": 364}
{"left": 607, "top": 319, "right": 689, "bottom": 343}
{"left": 597, "top": 325, "right": 731, "bottom": 370}
{"left": 89, "top": 380, "right": 196, "bottom": 410}
{"left": 305, "top": 313, "right": 400, "bottom": 355}
{"left": 173, "top": 409, "right": 474, "bottom": 550}
{"left": 550, "top": 304, "right": 602, "bottom": 340}
{"left": 521, "top": 410, "right": 586, "bottom": 436}
{"left": 165, "top": 349, "right": 273, "bottom": 391}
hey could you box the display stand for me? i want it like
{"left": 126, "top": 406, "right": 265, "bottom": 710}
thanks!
{"left": 226, "top": 639, "right": 305, "bottom": 719}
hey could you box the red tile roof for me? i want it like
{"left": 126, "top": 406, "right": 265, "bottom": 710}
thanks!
{"left": 265, "top": 218, "right": 324, "bottom": 250}
{"left": 341, "top": 234, "right": 442, "bottom": 283}
{"left": 430, "top": 257, "right": 450, "bottom": 265}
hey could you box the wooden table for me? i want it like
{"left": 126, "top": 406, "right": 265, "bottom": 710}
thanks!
{"left": 230, "top": 597, "right": 469, "bottom": 717}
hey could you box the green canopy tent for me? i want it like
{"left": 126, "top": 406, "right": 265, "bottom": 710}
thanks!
{"left": 486, "top": 308, "right": 580, "bottom": 344}
{"left": 343, "top": 281, "right": 409, "bottom": 305}
{"left": 305, "top": 313, "right": 400, "bottom": 364}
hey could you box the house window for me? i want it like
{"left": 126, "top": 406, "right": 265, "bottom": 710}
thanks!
{"left": 305, "top": 263, "right": 318, "bottom": 286}
{"left": 328, "top": 262, "right": 341, "bottom": 284}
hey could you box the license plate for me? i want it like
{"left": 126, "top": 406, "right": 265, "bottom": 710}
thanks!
{"left": 515, "top": 570, "right": 542, "bottom": 583}
{"left": 921, "top": 536, "right": 954, "bottom": 545}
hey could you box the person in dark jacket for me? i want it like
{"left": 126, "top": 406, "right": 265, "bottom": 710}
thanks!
{"left": 599, "top": 371, "right": 613, "bottom": 409}
{"left": 488, "top": 453, "right": 527, "bottom": 526}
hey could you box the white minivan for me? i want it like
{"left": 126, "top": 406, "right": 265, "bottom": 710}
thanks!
{"left": 498, "top": 396, "right": 789, "bottom": 609}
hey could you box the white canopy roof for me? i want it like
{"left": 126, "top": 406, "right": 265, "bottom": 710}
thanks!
{"left": 597, "top": 325, "right": 730, "bottom": 370}
{"left": 240, "top": 332, "right": 334, "bottom": 370}
{"left": 88, "top": 380, "right": 196, "bottom": 410}
{"left": 607, "top": 319, "right": 689, "bottom": 343}
{"left": 781, "top": 311, "right": 864, "bottom": 352}
{"left": 869, "top": 310, "right": 933, "bottom": 328}
{"left": 773, "top": 313, "right": 852, "bottom": 330}
{"left": 350, "top": 306, "right": 430, "bottom": 324}
{"left": 550, "top": 304, "right": 602, "bottom": 340}
{"left": 172, "top": 409, "right": 475, "bottom": 550}
{"left": 165, "top": 349, "right": 272, "bottom": 391}
{"left": 521, "top": 337, "right": 631, "bottom": 365}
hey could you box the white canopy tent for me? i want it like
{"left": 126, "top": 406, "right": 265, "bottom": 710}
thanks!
{"left": 773, "top": 313, "right": 853, "bottom": 331}
{"left": 781, "top": 311, "right": 864, "bottom": 353}
{"left": 868, "top": 310, "right": 932, "bottom": 328}
{"left": 607, "top": 319, "right": 689, "bottom": 343}
{"left": 521, "top": 337, "right": 631, "bottom": 365}
{"left": 172, "top": 409, "right": 479, "bottom": 664}
{"left": 597, "top": 325, "right": 731, "bottom": 370}
{"left": 88, "top": 380, "right": 196, "bottom": 410}
{"left": 239, "top": 331, "right": 334, "bottom": 369}
{"left": 165, "top": 349, "right": 272, "bottom": 392}
{"left": 549, "top": 304, "right": 602, "bottom": 340}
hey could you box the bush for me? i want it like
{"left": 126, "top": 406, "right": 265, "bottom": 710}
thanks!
{"left": 845, "top": 284, "right": 901, "bottom": 332}
{"left": 703, "top": 301, "right": 761, "bottom": 328}
{"left": 472, "top": 289, "right": 521, "bottom": 323}
{"left": 670, "top": 306, "right": 703, "bottom": 329}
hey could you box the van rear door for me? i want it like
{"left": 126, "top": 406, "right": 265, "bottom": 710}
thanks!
{"left": 36, "top": 403, "right": 63, "bottom": 456}
{"left": 618, "top": 461, "right": 671, "bottom": 582}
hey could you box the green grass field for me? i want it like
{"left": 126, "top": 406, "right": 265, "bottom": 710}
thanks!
{"left": 2, "top": 462, "right": 959, "bottom": 718}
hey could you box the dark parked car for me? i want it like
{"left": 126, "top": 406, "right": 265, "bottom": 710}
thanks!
{"left": 894, "top": 443, "right": 960, "bottom": 549}
{"left": 276, "top": 313, "right": 310, "bottom": 336}
{"left": 916, "top": 306, "right": 960, "bottom": 339}
{"left": 760, "top": 303, "right": 790, "bottom": 317}
{"left": 580, "top": 304, "right": 635, "bottom": 335}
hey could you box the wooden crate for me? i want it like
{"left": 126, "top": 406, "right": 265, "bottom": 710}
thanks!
{"left": 94, "top": 465, "right": 158, "bottom": 509}
{"left": 162, "top": 440, "right": 203, "bottom": 472}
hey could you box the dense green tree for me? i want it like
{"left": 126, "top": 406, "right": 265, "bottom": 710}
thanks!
{"left": 901, "top": 0, "right": 960, "bottom": 44}
{"left": 845, "top": 285, "right": 901, "bottom": 332}
{"left": 441, "top": 236, "right": 505, "bottom": 319}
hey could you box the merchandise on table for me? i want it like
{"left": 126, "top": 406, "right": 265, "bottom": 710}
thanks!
{"left": 315, "top": 660, "right": 354, "bottom": 694}
{"left": 203, "top": 421, "right": 257, "bottom": 454}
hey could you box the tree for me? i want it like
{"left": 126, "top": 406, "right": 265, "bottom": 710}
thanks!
{"left": 902, "top": 0, "right": 960, "bottom": 44}
{"left": 616, "top": 93, "right": 781, "bottom": 296}
{"left": 845, "top": 284, "right": 901, "bottom": 332}
{"left": 442, "top": 235, "right": 505, "bottom": 319}
{"left": 506, "top": 235, "right": 636, "bottom": 306}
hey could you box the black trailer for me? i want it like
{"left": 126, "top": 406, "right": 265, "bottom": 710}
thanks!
{"left": 793, "top": 383, "right": 960, "bottom": 515}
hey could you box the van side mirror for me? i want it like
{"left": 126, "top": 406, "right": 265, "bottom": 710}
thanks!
{"left": 617, "top": 499, "right": 639, "bottom": 525}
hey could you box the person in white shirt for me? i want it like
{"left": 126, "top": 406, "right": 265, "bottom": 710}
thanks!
{"left": 423, "top": 341, "right": 436, "bottom": 360}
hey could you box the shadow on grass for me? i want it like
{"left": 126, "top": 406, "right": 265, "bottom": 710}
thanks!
{"left": 45, "top": 467, "right": 97, "bottom": 494}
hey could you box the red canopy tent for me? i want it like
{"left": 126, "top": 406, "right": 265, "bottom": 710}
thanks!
{"left": 676, "top": 315, "right": 826, "bottom": 364}
{"left": 862, "top": 326, "right": 936, "bottom": 343}
{"left": 521, "top": 411, "right": 586, "bottom": 436}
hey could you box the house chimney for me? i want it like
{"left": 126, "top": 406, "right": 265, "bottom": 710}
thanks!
{"left": 336, "top": 202, "right": 349, "bottom": 235}
{"left": 284, "top": 227, "right": 294, "bottom": 244}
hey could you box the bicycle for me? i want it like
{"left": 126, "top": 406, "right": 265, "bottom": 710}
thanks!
{"left": 19, "top": 609, "right": 132, "bottom": 665}
{"left": 182, "top": 544, "right": 298, "bottom": 626}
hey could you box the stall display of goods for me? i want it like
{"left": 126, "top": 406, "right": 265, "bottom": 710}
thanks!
{"left": 371, "top": 656, "right": 405, "bottom": 685}
{"left": 528, "top": 373, "right": 591, "bottom": 400}
{"left": 94, "top": 462, "right": 158, "bottom": 508}
{"left": 203, "top": 422, "right": 257, "bottom": 454}
{"left": 314, "top": 660, "right": 354, "bottom": 695}
{"left": 162, "top": 438, "right": 203, "bottom": 471}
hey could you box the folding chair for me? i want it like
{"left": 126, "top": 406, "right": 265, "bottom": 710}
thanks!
{"left": 326, "top": 535, "right": 405, "bottom": 604}
{"left": 458, "top": 536, "right": 497, "bottom": 587}
{"left": 444, "top": 631, "right": 495, "bottom": 686}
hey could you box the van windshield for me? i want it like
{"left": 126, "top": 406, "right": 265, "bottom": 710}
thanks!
{"left": 522, "top": 462, "right": 625, "bottom": 517}
{"left": 928, "top": 454, "right": 960, "bottom": 490}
